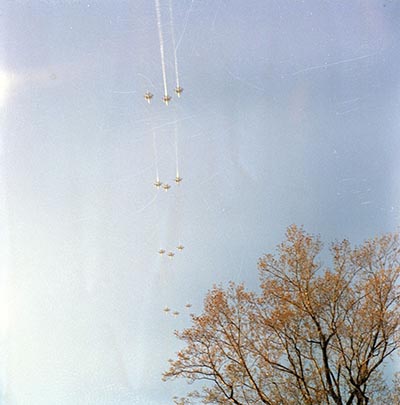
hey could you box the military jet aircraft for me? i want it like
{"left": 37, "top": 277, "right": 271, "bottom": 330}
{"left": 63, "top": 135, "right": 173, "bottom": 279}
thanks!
{"left": 162, "top": 95, "right": 172, "bottom": 105}
{"left": 154, "top": 180, "right": 162, "bottom": 189}
{"left": 158, "top": 249, "right": 166, "bottom": 255}
{"left": 144, "top": 91, "right": 153, "bottom": 103}
{"left": 177, "top": 244, "right": 184, "bottom": 252}
{"left": 172, "top": 311, "right": 179, "bottom": 317}
{"left": 185, "top": 303, "right": 192, "bottom": 309}
{"left": 174, "top": 176, "right": 183, "bottom": 184}
{"left": 162, "top": 183, "right": 171, "bottom": 191}
{"left": 167, "top": 252, "right": 175, "bottom": 259}
{"left": 163, "top": 306, "right": 170, "bottom": 314}
{"left": 174, "top": 87, "right": 183, "bottom": 97}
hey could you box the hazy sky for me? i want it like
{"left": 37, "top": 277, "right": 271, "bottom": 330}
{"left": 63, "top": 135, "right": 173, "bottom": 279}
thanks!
{"left": 1, "top": 1, "right": 400, "bottom": 403}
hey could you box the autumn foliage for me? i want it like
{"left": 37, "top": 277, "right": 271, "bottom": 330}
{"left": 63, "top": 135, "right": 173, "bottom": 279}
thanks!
{"left": 164, "top": 225, "right": 400, "bottom": 404}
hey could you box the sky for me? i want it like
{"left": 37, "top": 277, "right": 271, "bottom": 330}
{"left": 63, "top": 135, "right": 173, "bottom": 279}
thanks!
{"left": 1, "top": 0, "right": 400, "bottom": 403}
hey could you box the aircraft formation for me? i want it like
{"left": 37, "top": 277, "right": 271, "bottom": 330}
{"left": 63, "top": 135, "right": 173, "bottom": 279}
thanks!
{"left": 163, "top": 303, "right": 193, "bottom": 317}
{"left": 157, "top": 243, "right": 184, "bottom": 259}
{"left": 143, "top": 86, "right": 183, "bottom": 105}
{"left": 146, "top": 0, "right": 190, "bottom": 317}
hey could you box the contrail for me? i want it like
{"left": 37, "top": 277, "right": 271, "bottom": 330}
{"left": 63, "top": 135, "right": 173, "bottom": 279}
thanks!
{"left": 135, "top": 193, "right": 159, "bottom": 214}
{"left": 292, "top": 53, "right": 375, "bottom": 76}
{"left": 168, "top": 0, "right": 180, "bottom": 89}
{"left": 154, "top": 0, "right": 169, "bottom": 97}
{"left": 175, "top": 0, "right": 193, "bottom": 51}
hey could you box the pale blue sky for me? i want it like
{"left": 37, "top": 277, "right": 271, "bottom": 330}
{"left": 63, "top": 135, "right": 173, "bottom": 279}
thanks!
{"left": 1, "top": 1, "right": 400, "bottom": 403}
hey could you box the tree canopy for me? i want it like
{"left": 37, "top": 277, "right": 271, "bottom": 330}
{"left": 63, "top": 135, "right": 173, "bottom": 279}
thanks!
{"left": 164, "top": 225, "right": 400, "bottom": 405}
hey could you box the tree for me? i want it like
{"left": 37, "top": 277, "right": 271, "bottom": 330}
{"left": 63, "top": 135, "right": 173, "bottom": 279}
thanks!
{"left": 163, "top": 225, "right": 400, "bottom": 404}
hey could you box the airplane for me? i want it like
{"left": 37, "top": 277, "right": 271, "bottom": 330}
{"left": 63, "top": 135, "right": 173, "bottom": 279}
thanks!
{"left": 162, "top": 95, "right": 172, "bottom": 105}
{"left": 163, "top": 306, "right": 170, "bottom": 314}
{"left": 174, "top": 176, "right": 183, "bottom": 184}
{"left": 175, "top": 87, "right": 183, "bottom": 97}
{"left": 158, "top": 249, "right": 166, "bottom": 255}
{"left": 167, "top": 252, "right": 175, "bottom": 259}
{"left": 162, "top": 183, "right": 171, "bottom": 191}
{"left": 185, "top": 303, "right": 192, "bottom": 309}
{"left": 154, "top": 180, "right": 162, "bottom": 189}
{"left": 177, "top": 244, "right": 184, "bottom": 252}
{"left": 144, "top": 91, "right": 153, "bottom": 103}
{"left": 172, "top": 311, "right": 179, "bottom": 317}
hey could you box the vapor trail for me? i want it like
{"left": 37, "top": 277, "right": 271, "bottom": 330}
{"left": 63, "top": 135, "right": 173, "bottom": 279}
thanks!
{"left": 292, "top": 53, "right": 375, "bottom": 76}
{"left": 168, "top": 0, "right": 180, "bottom": 89}
{"left": 155, "top": 0, "right": 169, "bottom": 97}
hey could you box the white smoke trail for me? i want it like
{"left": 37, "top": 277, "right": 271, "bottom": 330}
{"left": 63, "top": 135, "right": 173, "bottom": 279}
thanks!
{"left": 168, "top": 0, "right": 180, "bottom": 89}
{"left": 173, "top": 118, "right": 180, "bottom": 178}
{"left": 152, "top": 128, "right": 160, "bottom": 181}
{"left": 154, "top": 0, "right": 169, "bottom": 97}
{"left": 0, "top": 107, "right": 10, "bottom": 401}
{"left": 175, "top": 173, "right": 183, "bottom": 246}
